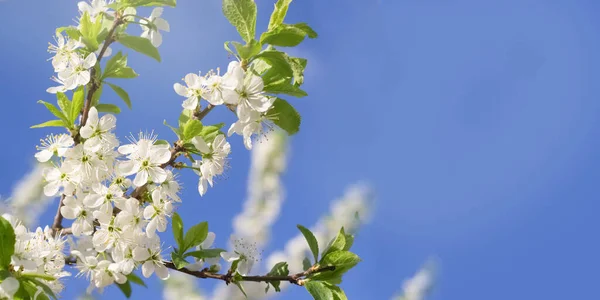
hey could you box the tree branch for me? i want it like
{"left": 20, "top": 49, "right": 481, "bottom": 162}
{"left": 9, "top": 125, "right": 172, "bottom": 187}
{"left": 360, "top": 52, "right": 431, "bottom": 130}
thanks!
{"left": 80, "top": 15, "right": 123, "bottom": 127}
{"left": 162, "top": 262, "right": 335, "bottom": 286}
{"left": 51, "top": 15, "right": 123, "bottom": 236}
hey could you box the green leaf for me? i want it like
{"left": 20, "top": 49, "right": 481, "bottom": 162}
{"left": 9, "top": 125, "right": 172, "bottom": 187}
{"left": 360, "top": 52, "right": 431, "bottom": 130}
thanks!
{"left": 310, "top": 251, "right": 361, "bottom": 284}
{"left": 264, "top": 78, "right": 308, "bottom": 97}
{"left": 343, "top": 234, "right": 354, "bottom": 251}
{"left": 233, "top": 282, "right": 248, "bottom": 298}
{"left": 118, "top": 34, "right": 161, "bottom": 62}
{"left": 253, "top": 50, "right": 293, "bottom": 77}
{"left": 267, "top": 98, "right": 301, "bottom": 135}
{"left": 155, "top": 139, "right": 170, "bottom": 146}
{"left": 31, "top": 120, "right": 66, "bottom": 129}
{"left": 199, "top": 123, "right": 225, "bottom": 143}
{"left": 222, "top": 0, "right": 257, "bottom": 43}
{"left": 79, "top": 12, "right": 102, "bottom": 51}
{"left": 95, "top": 104, "right": 121, "bottom": 114}
{"left": 122, "top": 0, "right": 177, "bottom": 7}
{"left": 107, "top": 83, "right": 132, "bottom": 109}
{"left": 56, "top": 93, "right": 71, "bottom": 120}
{"left": 305, "top": 281, "right": 333, "bottom": 300}
{"left": 260, "top": 24, "right": 307, "bottom": 47}
{"left": 322, "top": 228, "right": 346, "bottom": 258}
{"left": 164, "top": 120, "right": 181, "bottom": 138}
{"left": 172, "top": 212, "right": 184, "bottom": 250}
{"left": 297, "top": 225, "right": 319, "bottom": 263}
{"left": 185, "top": 249, "right": 226, "bottom": 259}
{"left": 71, "top": 86, "right": 85, "bottom": 123}
{"left": 37, "top": 100, "right": 69, "bottom": 126}
{"left": 181, "top": 119, "right": 204, "bottom": 141}
{"left": 24, "top": 278, "right": 58, "bottom": 300}
{"left": 268, "top": 0, "right": 292, "bottom": 30}
{"left": 20, "top": 273, "right": 56, "bottom": 281}
{"left": 183, "top": 221, "right": 208, "bottom": 252}
{"left": 126, "top": 273, "right": 147, "bottom": 288}
{"left": 288, "top": 56, "right": 307, "bottom": 86}
{"left": 303, "top": 257, "right": 312, "bottom": 271}
{"left": 116, "top": 280, "right": 132, "bottom": 298}
{"left": 293, "top": 23, "right": 318, "bottom": 38}
{"left": 171, "top": 251, "right": 189, "bottom": 269}
{"left": 56, "top": 26, "right": 82, "bottom": 40}
{"left": 231, "top": 40, "right": 262, "bottom": 60}
{"left": 0, "top": 216, "right": 15, "bottom": 270}
{"left": 91, "top": 84, "right": 103, "bottom": 106}
{"left": 265, "top": 262, "right": 289, "bottom": 292}
{"left": 328, "top": 284, "right": 348, "bottom": 300}
{"left": 178, "top": 109, "right": 193, "bottom": 128}
{"left": 103, "top": 52, "right": 139, "bottom": 79}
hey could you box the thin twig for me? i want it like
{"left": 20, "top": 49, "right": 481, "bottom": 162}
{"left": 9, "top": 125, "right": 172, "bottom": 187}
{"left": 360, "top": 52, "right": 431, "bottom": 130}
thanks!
{"left": 162, "top": 262, "right": 335, "bottom": 286}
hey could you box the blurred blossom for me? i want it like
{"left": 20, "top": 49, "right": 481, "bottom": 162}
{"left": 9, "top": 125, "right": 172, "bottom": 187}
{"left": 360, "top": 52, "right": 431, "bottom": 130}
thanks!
{"left": 0, "top": 163, "right": 52, "bottom": 226}
{"left": 394, "top": 260, "right": 436, "bottom": 300}
{"left": 163, "top": 272, "right": 206, "bottom": 300}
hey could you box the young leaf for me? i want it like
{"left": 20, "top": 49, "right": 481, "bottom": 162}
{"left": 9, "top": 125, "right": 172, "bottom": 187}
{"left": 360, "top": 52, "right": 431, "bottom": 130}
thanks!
{"left": 71, "top": 86, "right": 85, "bottom": 123}
{"left": 103, "top": 52, "right": 139, "bottom": 79}
{"left": 264, "top": 78, "right": 308, "bottom": 97}
{"left": 233, "top": 281, "right": 248, "bottom": 298}
{"left": 56, "top": 93, "right": 71, "bottom": 120}
{"left": 126, "top": 273, "right": 147, "bottom": 288}
{"left": 185, "top": 249, "right": 226, "bottom": 259}
{"left": 56, "top": 26, "right": 82, "bottom": 40}
{"left": 322, "top": 228, "right": 346, "bottom": 258}
{"left": 24, "top": 278, "right": 57, "bottom": 300}
{"left": 293, "top": 23, "right": 318, "bottom": 38}
{"left": 171, "top": 251, "right": 189, "bottom": 269}
{"left": 20, "top": 273, "right": 56, "bottom": 281}
{"left": 37, "top": 100, "right": 69, "bottom": 126}
{"left": 30, "top": 120, "right": 66, "bottom": 129}
{"left": 311, "top": 251, "right": 361, "bottom": 284}
{"left": 343, "top": 234, "right": 354, "bottom": 251}
{"left": 297, "top": 225, "right": 319, "bottom": 263}
{"left": 107, "top": 83, "right": 132, "bottom": 109}
{"left": 172, "top": 212, "right": 184, "bottom": 250}
{"left": 79, "top": 12, "right": 102, "bottom": 51}
{"left": 95, "top": 104, "right": 121, "bottom": 114}
{"left": 91, "top": 84, "right": 103, "bottom": 106}
{"left": 260, "top": 24, "right": 307, "bottom": 47}
{"left": 164, "top": 120, "right": 181, "bottom": 138}
{"left": 0, "top": 216, "right": 15, "bottom": 270}
{"left": 231, "top": 40, "right": 261, "bottom": 60}
{"left": 305, "top": 281, "right": 333, "bottom": 300}
{"left": 181, "top": 119, "right": 204, "bottom": 141}
{"left": 118, "top": 35, "right": 161, "bottom": 62}
{"left": 303, "top": 257, "right": 312, "bottom": 271}
{"left": 222, "top": 0, "right": 257, "bottom": 43}
{"left": 267, "top": 98, "right": 301, "bottom": 135}
{"left": 268, "top": 0, "right": 292, "bottom": 30}
{"left": 125, "top": 0, "right": 177, "bottom": 7}
{"left": 325, "top": 283, "right": 348, "bottom": 300}
{"left": 199, "top": 123, "right": 225, "bottom": 143}
{"left": 253, "top": 50, "right": 293, "bottom": 77}
{"left": 116, "top": 280, "right": 132, "bottom": 298}
{"left": 183, "top": 221, "right": 208, "bottom": 252}
{"left": 266, "top": 262, "right": 289, "bottom": 292}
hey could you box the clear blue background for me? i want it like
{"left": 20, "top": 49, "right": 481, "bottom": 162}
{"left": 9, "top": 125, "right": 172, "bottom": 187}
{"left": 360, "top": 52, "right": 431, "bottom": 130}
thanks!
{"left": 1, "top": 0, "right": 599, "bottom": 299}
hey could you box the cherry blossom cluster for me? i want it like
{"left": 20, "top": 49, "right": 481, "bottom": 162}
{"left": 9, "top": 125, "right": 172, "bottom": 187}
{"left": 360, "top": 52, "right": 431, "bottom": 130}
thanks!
{"left": 35, "top": 108, "right": 180, "bottom": 291}
{"left": 174, "top": 60, "right": 274, "bottom": 151}
{"left": 2, "top": 214, "right": 70, "bottom": 296}
{"left": 47, "top": 0, "right": 169, "bottom": 93}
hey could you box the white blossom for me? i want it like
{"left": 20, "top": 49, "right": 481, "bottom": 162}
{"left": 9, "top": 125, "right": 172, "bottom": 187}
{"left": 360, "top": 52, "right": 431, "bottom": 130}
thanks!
{"left": 191, "top": 135, "right": 230, "bottom": 196}
{"left": 79, "top": 107, "right": 118, "bottom": 152}
{"left": 174, "top": 73, "right": 204, "bottom": 110}
{"left": 140, "top": 8, "right": 170, "bottom": 47}
{"left": 118, "top": 136, "right": 171, "bottom": 187}
{"left": 35, "top": 134, "right": 74, "bottom": 162}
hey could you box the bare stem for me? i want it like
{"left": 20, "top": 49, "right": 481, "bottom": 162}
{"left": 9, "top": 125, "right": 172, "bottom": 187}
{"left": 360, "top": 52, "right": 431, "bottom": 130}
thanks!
{"left": 162, "top": 262, "right": 335, "bottom": 286}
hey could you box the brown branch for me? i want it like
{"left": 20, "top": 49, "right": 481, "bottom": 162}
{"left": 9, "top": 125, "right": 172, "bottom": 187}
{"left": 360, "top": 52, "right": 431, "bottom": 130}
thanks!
{"left": 80, "top": 15, "right": 123, "bottom": 127}
{"left": 51, "top": 15, "right": 123, "bottom": 236}
{"left": 163, "top": 262, "right": 335, "bottom": 286}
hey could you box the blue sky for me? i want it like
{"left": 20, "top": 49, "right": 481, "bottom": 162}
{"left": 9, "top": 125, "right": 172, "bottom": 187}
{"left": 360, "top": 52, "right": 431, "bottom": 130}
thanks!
{"left": 1, "top": 0, "right": 600, "bottom": 299}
